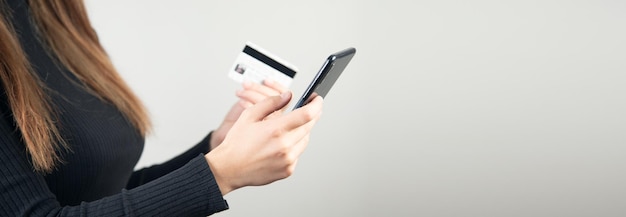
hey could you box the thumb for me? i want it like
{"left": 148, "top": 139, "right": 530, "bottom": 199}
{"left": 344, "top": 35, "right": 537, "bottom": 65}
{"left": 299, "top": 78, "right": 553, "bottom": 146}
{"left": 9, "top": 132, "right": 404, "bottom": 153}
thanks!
{"left": 241, "top": 91, "right": 292, "bottom": 122}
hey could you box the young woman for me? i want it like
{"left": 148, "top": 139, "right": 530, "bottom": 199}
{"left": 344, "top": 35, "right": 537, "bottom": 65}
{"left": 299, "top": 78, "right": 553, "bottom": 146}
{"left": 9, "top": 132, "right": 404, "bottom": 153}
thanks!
{"left": 0, "top": 0, "right": 323, "bottom": 216}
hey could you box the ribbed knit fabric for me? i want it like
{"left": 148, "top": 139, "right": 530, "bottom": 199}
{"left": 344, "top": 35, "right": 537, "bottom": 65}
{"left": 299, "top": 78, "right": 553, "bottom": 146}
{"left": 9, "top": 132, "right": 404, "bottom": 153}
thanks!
{"left": 0, "top": 0, "right": 228, "bottom": 216}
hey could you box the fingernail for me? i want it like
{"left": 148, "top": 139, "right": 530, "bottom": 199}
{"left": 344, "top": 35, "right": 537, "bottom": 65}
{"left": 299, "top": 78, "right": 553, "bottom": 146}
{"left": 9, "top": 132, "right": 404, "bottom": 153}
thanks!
{"left": 264, "top": 79, "right": 274, "bottom": 85}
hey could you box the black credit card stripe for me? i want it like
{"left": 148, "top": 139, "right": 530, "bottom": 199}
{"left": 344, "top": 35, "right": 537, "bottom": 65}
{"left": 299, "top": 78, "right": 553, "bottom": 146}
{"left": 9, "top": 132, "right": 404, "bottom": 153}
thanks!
{"left": 243, "top": 45, "right": 296, "bottom": 78}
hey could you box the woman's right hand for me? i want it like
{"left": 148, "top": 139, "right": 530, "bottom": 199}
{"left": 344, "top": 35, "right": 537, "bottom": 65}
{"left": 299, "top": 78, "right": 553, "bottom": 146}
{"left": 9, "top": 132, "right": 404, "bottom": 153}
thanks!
{"left": 210, "top": 80, "right": 287, "bottom": 150}
{"left": 204, "top": 91, "right": 323, "bottom": 195}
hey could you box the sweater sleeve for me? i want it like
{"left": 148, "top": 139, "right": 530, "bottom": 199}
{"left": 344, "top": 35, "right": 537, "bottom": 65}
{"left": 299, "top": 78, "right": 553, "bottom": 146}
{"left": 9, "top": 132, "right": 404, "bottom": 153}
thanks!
{"left": 0, "top": 114, "right": 228, "bottom": 216}
{"left": 127, "top": 133, "right": 213, "bottom": 189}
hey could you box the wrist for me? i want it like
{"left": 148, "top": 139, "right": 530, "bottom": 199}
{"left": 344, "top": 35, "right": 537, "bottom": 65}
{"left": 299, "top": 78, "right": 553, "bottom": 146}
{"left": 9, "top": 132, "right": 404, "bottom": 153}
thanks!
{"left": 205, "top": 151, "right": 233, "bottom": 196}
{"left": 210, "top": 128, "right": 224, "bottom": 151}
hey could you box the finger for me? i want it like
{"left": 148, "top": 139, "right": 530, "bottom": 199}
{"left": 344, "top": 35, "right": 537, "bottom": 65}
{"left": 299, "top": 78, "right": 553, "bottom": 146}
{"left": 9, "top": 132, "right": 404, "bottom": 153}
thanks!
{"left": 237, "top": 89, "right": 270, "bottom": 104}
{"left": 277, "top": 115, "right": 319, "bottom": 156}
{"left": 263, "top": 79, "right": 288, "bottom": 93}
{"left": 284, "top": 158, "right": 300, "bottom": 178}
{"left": 243, "top": 81, "right": 281, "bottom": 97}
{"left": 241, "top": 91, "right": 292, "bottom": 122}
{"left": 264, "top": 110, "right": 281, "bottom": 121}
{"left": 288, "top": 114, "right": 320, "bottom": 141}
{"left": 290, "top": 134, "right": 310, "bottom": 159}
{"left": 278, "top": 95, "right": 323, "bottom": 131}
{"left": 279, "top": 132, "right": 312, "bottom": 177}
{"left": 264, "top": 105, "right": 288, "bottom": 121}
{"left": 237, "top": 100, "right": 253, "bottom": 109}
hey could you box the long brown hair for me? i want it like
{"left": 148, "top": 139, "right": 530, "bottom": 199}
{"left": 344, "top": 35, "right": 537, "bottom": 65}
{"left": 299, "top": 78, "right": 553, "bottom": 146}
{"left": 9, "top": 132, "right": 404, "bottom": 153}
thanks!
{"left": 0, "top": 0, "right": 150, "bottom": 173}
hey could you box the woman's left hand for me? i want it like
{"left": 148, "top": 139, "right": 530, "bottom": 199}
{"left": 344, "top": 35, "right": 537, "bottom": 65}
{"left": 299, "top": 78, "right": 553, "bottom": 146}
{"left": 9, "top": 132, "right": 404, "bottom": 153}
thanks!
{"left": 211, "top": 80, "right": 287, "bottom": 150}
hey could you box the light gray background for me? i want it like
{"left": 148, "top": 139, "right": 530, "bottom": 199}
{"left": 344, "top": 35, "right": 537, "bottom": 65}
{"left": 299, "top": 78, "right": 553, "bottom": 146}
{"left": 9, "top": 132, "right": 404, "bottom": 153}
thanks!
{"left": 85, "top": 0, "right": 625, "bottom": 216}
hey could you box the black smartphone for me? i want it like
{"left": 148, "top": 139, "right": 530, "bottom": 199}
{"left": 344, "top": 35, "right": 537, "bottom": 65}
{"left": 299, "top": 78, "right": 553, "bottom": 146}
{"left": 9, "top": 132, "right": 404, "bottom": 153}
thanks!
{"left": 293, "top": 47, "right": 356, "bottom": 109}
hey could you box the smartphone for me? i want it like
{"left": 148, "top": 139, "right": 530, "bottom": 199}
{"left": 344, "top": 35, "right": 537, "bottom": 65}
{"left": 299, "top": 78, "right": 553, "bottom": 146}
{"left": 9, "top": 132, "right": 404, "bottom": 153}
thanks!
{"left": 293, "top": 47, "right": 356, "bottom": 109}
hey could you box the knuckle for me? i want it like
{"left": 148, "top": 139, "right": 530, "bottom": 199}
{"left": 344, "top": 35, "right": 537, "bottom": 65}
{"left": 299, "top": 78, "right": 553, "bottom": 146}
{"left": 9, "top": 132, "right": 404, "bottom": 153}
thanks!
{"left": 283, "top": 167, "right": 294, "bottom": 177}
{"left": 279, "top": 164, "right": 295, "bottom": 178}
{"left": 276, "top": 153, "right": 297, "bottom": 179}
{"left": 273, "top": 140, "right": 290, "bottom": 157}
{"left": 270, "top": 128, "right": 285, "bottom": 138}
{"left": 286, "top": 152, "right": 297, "bottom": 165}
{"left": 302, "top": 108, "right": 316, "bottom": 122}
{"left": 284, "top": 150, "right": 298, "bottom": 164}
{"left": 279, "top": 141, "right": 291, "bottom": 156}
{"left": 276, "top": 145, "right": 294, "bottom": 162}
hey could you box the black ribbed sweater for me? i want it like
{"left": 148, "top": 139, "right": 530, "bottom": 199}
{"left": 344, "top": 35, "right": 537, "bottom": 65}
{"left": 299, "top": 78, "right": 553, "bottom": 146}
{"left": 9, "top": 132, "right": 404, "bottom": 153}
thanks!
{"left": 0, "top": 0, "right": 228, "bottom": 216}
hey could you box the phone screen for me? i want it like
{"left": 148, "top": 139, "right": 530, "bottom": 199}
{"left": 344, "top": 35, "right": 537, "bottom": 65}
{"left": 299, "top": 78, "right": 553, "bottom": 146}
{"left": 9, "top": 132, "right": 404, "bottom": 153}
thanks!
{"left": 293, "top": 48, "right": 356, "bottom": 109}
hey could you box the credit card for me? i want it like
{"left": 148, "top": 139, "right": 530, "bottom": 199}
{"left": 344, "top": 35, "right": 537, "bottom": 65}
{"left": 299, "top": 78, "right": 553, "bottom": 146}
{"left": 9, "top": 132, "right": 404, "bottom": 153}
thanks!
{"left": 228, "top": 42, "right": 298, "bottom": 87}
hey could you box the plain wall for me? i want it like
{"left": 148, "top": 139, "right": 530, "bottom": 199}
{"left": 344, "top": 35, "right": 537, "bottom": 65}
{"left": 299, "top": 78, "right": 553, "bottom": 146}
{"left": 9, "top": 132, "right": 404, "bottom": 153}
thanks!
{"left": 85, "top": 0, "right": 626, "bottom": 216}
